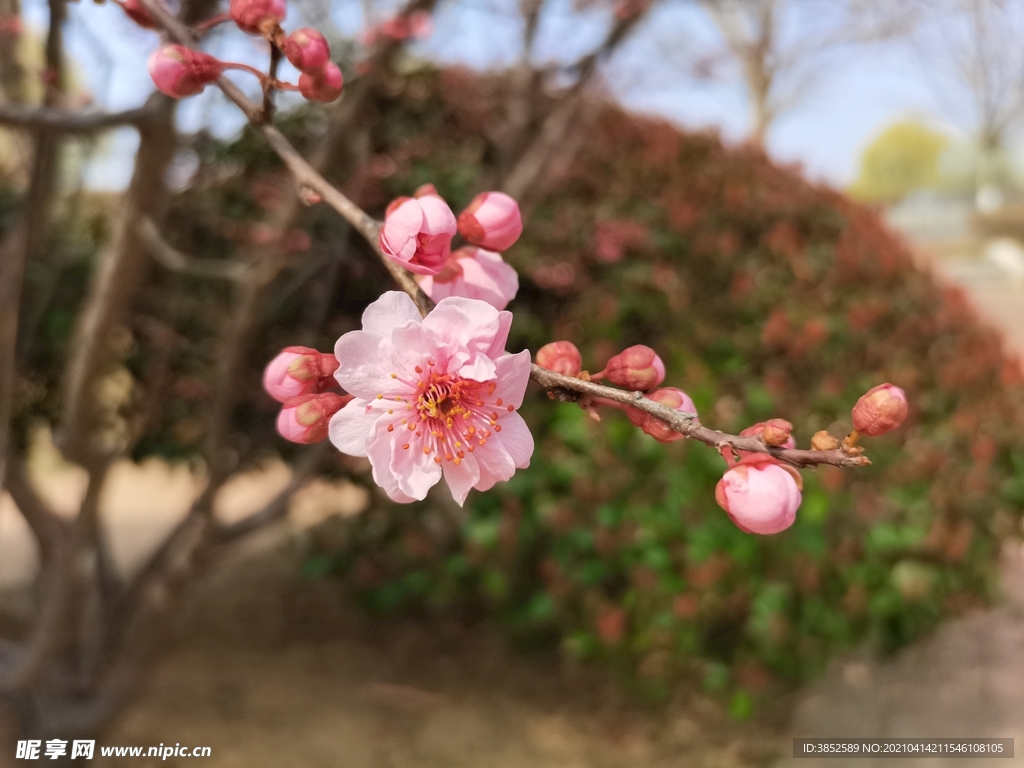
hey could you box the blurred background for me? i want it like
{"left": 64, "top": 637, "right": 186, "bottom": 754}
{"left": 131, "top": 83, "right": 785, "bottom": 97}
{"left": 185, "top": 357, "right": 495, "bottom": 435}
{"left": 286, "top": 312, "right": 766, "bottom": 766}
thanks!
{"left": 3, "top": 0, "right": 1024, "bottom": 765}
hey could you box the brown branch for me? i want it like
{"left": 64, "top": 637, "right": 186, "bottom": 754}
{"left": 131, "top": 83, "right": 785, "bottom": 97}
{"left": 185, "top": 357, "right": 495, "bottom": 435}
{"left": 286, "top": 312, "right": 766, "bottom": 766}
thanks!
{"left": 136, "top": 216, "right": 247, "bottom": 281}
{"left": 2, "top": 458, "right": 68, "bottom": 561}
{"left": 215, "top": 442, "right": 331, "bottom": 542}
{"left": 0, "top": 104, "right": 148, "bottom": 133}
{"left": 528, "top": 365, "right": 870, "bottom": 469}
{"left": 57, "top": 94, "right": 179, "bottom": 463}
{"left": 0, "top": 0, "right": 65, "bottom": 487}
{"left": 499, "top": 8, "right": 650, "bottom": 200}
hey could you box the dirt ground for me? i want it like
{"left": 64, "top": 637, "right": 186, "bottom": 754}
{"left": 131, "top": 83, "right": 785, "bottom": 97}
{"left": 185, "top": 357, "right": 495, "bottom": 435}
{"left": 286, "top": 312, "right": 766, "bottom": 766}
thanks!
{"left": 94, "top": 526, "right": 784, "bottom": 768}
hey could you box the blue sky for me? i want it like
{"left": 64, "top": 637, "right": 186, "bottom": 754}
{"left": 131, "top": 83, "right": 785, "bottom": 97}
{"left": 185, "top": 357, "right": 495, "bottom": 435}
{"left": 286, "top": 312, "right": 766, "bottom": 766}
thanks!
{"left": 19, "top": 0, "right": 965, "bottom": 190}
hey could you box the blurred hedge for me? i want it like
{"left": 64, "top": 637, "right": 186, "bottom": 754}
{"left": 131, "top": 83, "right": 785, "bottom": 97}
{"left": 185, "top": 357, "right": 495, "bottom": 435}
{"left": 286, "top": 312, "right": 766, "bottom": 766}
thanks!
{"left": 7, "top": 64, "right": 1024, "bottom": 706}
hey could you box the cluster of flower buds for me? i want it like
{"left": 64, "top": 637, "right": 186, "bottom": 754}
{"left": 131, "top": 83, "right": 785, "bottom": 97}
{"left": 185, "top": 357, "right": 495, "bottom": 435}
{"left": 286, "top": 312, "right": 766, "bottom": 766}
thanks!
{"left": 716, "top": 382, "right": 908, "bottom": 535}
{"left": 535, "top": 340, "right": 697, "bottom": 441}
{"left": 263, "top": 347, "right": 350, "bottom": 443}
{"left": 140, "top": 0, "right": 343, "bottom": 103}
{"left": 381, "top": 186, "right": 522, "bottom": 310}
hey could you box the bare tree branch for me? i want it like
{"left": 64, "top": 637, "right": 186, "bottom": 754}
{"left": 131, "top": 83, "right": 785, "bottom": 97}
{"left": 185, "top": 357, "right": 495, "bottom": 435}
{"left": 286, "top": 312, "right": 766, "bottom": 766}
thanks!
{"left": 2, "top": 458, "right": 68, "bottom": 561}
{"left": 0, "top": 104, "right": 148, "bottom": 133}
{"left": 216, "top": 442, "right": 331, "bottom": 542}
{"left": 136, "top": 217, "right": 248, "bottom": 282}
{"left": 500, "top": 7, "right": 650, "bottom": 200}
{"left": 0, "top": 0, "right": 66, "bottom": 489}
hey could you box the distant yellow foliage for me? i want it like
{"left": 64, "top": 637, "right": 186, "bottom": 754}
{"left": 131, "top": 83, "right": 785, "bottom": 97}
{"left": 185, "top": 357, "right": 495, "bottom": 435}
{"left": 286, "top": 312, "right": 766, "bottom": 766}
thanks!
{"left": 848, "top": 120, "right": 949, "bottom": 204}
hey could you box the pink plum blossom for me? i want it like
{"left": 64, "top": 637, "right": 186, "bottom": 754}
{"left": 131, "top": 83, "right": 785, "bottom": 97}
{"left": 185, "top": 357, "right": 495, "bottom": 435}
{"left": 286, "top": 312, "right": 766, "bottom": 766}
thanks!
{"left": 329, "top": 292, "right": 534, "bottom": 505}
{"left": 284, "top": 28, "right": 331, "bottom": 73}
{"left": 147, "top": 45, "right": 223, "bottom": 99}
{"left": 277, "top": 393, "right": 351, "bottom": 444}
{"left": 715, "top": 457, "right": 802, "bottom": 535}
{"left": 263, "top": 346, "right": 340, "bottom": 402}
{"left": 625, "top": 387, "right": 695, "bottom": 442}
{"left": 417, "top": 247, "right": 519, "bottom": 310}
{"left": 379, "top": 196, "right": 457, "bottom": 275}
{"left": 457, "top": 192, "right": 523, "bottom": 252}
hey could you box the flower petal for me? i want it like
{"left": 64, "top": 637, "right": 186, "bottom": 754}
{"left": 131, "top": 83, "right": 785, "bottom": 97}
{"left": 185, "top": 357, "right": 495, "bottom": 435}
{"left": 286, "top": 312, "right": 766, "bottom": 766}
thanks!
{"left": 493, "top": 350, "right": 532, "bottom": 408}
{"left": 493, "top": 411, "right": 533, "bottom": 468}
{"left": 366, "top": 424, "right": 416, "bottom": 503}
{"left": 442, "top": 452, "right": 482, "bottom": 506}
{"left": 390, "top": 436, "right": 442, "bottom": 501}
{"left": 333, "top": 331, "right": 414, "bottom": 399}
{"left": 381, "top": 199, "right": 425, "bottom": 262}
{"left": 424, "top": 296, "right": 502, "bottom": 355}
{"left": 328, "top": 398, "right": 378, "bottom": 456}
{"left": 361, "top": 291, "right": 422, "bottom": 337}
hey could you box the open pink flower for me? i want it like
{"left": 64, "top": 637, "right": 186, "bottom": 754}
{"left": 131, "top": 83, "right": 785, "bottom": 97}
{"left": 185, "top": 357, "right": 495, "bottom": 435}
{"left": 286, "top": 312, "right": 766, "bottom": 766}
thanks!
{"left": 329, "top": 292, "right": 534, "bottom": 505}
{"left": 379, "top": 196, "right": 457, "bottom": 276}
{"left": 417, "top": 247, "right": 519, "bottom": 310}
{"left": 715, "top": 456, "right": 801, "bottom": 535}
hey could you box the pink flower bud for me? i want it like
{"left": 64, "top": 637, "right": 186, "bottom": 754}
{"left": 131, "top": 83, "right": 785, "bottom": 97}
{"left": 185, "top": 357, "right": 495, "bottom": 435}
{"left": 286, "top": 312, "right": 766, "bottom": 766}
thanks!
{"left": 597, "top": 345, "right": 665, "bottom": 391}
{"left": 380, "top": 195, "right": 457, "bottom": 275}
{"left": 119, "top": 0, "right": 160, "bottom": 29}
{"left": 457, "top": 192, "right": 523, "bottom": 252}
{"left": 277, "top": 392, "right": 351, "bottom": 444}
{"left": 740, "top": 419, "right": 795, "bottom": 448}
{"left": 147, "top": 45, "right": 223, "bottom": 99}
{"left": 298, "top": 61, "right": 343, "bottom": 102}
{"left": 852, "top": 383, "right": 908, "bottom": 436}
{"left": 230, "top": 0, "right": 286, "bottom": 35}
{"left": 625, "top": 387, "right": 696, "bottom": 443}
{"left": 263, "top": 346, "right": 340, "bottom": 403}
{"left": 715, "top": 457, "right": 801, "bottom": 535}
{"left": 284, "top": 28, "right": 330, "bottom": 73}
{"left": 535, "top": 341, "right": 582, "bottom": 376}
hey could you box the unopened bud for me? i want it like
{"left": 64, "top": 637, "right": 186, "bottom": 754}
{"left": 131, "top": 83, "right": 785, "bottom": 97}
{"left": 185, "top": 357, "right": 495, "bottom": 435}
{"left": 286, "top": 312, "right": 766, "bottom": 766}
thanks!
{"left": 263, "top": 346, "right": 340, "bottom": 403}
{"left": 598, "top": 345, "right": 665, "bottom": 391}
{"left": 715, "top": 456, "right": 802, "bottom": 535}
{"left": 535, "top": 341, "right": 582, "bottom": 376}
{"left": 851, "top": 383, "right": 907, "bottom": 436}
{"left": 298, "top": 61, "right": 343, "bottom": 102}
{"left": 625, "top": 387, "right": 695, "bottom": 443}
{"left": 457, "top": 192, "right": 523, "bottom": 252}
{"left": 284, "top": 28, "right": 330, "bottom": 73}
{"left": 740, "top": 419, "right": 794, "bottom": 448}
{"left": 119, "top": 0, "right": 160, "bottom": 29}
{"left": 230, "top": 0, "right": 286, "bottom": 35}
{"left": 277, "top": 392, "right": 351, "bottom": 444}
{"left": 147, "top": 44, "right": 223, "bottom": 99}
